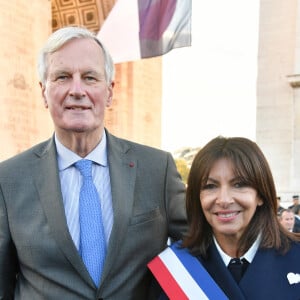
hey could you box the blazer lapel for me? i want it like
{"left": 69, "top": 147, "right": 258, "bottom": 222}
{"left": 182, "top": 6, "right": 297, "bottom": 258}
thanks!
{"left": 100, "top": 132, "right": 137, "bottom": 283}
{"left": 32, "top": 137, "right": 94, "bottom": 287}
{"left": 200, "top": 244, "right": 247, "bottom": 300}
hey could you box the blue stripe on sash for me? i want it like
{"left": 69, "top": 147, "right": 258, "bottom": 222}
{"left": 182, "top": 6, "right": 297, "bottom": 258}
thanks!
{"left": 171, "top": 243, "right": 228, "bottom": 300}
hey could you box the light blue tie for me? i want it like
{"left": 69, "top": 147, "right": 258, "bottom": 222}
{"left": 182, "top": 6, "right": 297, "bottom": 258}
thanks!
{"left": 75, "top": 159, "right": 106, "bottom": 286}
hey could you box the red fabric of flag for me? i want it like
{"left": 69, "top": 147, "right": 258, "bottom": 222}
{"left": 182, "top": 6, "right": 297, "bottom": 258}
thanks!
{"left": 97, "top": 0, "right": 191, "bottom": 63}
{"left": 138, "top": 0, "right": 191, "bottom": 59}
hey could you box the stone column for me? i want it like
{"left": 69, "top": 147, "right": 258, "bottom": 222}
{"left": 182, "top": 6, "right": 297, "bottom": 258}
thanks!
{"left": 0, "top": 0, "right": 53, "bottom": 161}
{"left": 257, "top": 0, "right": 299, "bottom": 202}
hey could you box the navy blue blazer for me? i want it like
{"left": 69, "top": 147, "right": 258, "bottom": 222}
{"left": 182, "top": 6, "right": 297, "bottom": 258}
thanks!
{"left": 198, "top": 242, "right": 300, "bottom": 300}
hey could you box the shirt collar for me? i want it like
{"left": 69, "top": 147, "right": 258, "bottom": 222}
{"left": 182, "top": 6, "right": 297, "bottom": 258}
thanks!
{"left": 213, "top": 234, "right": 261, "bottom": 266}
{"left": 55, "top": 130, "right": 108, "bottom": 171}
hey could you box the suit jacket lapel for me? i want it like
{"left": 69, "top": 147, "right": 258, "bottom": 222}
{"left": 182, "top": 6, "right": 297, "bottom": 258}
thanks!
{"left": 200, "top": 244, "right": 247, "bottom": 300}
{"left": 32, "top": 137, "right": 94, "bottom": 287}
{"left": 100, "top": 132, "right": 137, "bottom": 283}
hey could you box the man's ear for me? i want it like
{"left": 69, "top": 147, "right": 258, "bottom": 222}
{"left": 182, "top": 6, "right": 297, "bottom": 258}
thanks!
{"left": 39, "top": 82, "right": 48, "bottom": 108}
{"left": 106, "top": 81, "right": 115, "bottom": 107}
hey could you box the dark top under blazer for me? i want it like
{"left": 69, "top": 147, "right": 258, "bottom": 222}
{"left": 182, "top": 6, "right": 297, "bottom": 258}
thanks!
{"left": 0, "top": 130, "right": 187, "bottom": 300}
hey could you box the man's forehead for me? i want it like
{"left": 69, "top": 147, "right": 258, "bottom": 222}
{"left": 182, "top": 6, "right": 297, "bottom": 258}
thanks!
{"left": 283, "top": 212, "right": 294, "bottom": 217}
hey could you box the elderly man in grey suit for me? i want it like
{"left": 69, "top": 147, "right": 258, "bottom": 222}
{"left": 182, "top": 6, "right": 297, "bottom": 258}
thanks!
{"left": 0, "top": 26, "right": 187, "bottom": 299}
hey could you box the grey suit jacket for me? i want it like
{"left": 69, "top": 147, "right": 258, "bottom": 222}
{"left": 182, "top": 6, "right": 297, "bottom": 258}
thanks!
{"left": 0, "top": 130, "right": 187, "bottom": 300}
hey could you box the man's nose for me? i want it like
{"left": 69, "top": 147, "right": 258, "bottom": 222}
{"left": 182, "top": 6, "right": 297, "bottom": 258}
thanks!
{"left": 69, "top": 78, "right": 86, "bottom": 98}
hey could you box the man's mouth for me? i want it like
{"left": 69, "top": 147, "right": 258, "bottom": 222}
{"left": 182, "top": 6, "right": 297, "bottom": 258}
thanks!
{"left": 66, "top": 106, "right": 90, "bottom": 110}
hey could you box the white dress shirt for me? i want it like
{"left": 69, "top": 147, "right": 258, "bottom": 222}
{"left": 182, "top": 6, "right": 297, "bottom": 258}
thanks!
{"left": 55, "top": 131, "right": 113, "bottom": 250}
{"left": 213, "top": 235, "right": 261, "bottom": 266}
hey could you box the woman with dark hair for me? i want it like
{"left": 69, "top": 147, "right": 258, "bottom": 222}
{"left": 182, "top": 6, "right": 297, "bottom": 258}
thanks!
{"left": 149, "top": 136, "right": 300, "bottom": 300}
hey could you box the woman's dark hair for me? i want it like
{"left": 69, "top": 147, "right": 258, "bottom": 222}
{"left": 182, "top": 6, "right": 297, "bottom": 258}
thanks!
{"left": 182, "top": 136, "right": 300, "bottom": 257}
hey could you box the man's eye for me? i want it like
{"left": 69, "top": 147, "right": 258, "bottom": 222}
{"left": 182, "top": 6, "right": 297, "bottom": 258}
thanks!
{"left": 56, "top": 75, "right": 68, "bottom": 80}
{"left": 85, "top": 76, "right": 96, "bottom": 81}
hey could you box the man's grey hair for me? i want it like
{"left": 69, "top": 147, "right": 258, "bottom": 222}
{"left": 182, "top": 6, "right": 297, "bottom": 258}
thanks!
{"left": 38, "top": 26, "right": 115, "bottom": 85}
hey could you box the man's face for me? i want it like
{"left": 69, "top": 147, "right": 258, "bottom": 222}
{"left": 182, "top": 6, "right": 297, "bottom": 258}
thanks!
{"left": 41, "top": 38, "right": 114, "bottom": 138}
{"left": 280, "top": 211, "right": 295, "bottom": 231}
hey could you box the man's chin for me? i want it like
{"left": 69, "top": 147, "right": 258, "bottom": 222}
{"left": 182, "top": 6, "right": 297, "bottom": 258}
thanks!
{"left": 57, "top": 121, "right": 101, "bottom": 134}
{"left": 64, "top": 124, "right": 93, "bottom": 133}
{"left": 71, "top": 127, "right": 89, "bottom": 133}
{"left": 67, "top": 121, "right": 94, "bottom": 132}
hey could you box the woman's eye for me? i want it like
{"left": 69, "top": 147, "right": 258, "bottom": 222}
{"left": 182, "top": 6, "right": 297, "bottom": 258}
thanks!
{"left": 202, "top": 183, "right": 216, "bottom": 190}
{"left": 234, "top": 181, "right": 248, "bottom": 188}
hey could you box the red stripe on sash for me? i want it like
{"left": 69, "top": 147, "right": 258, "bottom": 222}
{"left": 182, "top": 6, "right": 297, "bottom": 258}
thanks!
{"left": 148, "top": 256, "right": 189, "bottom": 300}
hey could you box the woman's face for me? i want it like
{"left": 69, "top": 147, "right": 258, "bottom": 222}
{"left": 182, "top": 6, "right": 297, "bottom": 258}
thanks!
{"left": 199, "top": 158, "right": 263, "bottom": 245}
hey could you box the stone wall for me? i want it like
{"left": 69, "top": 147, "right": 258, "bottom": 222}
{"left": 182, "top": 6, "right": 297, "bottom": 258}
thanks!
{"left": 106, "top": 59, "right": 162, "bottom": 148}
{"left": 0, "top": 0, "right": 53, "bottom": 160}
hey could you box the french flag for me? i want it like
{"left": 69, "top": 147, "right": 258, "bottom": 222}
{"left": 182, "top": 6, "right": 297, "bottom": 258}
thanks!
{"left": 97, "top": 0, "right": 191, "bottom": 63}
{"left": 148, "top": 243, "right": 228, "bottom": 300}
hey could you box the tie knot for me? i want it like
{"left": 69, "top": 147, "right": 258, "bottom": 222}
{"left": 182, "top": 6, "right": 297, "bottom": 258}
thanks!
{"left": 229, "top": 258, "right": 242, "bottom": 265}
{"left": 228, "top": 257, "right": 249, "bottom": 283}
{"left": 229, "top": 258, "right": 248, "bottom": 265}
{"left": 75, "top": 159, "right": 93, "bottom": 178}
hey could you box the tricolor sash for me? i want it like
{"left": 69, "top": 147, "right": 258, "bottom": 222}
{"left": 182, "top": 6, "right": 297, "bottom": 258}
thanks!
{"left": 148, "top": 243, "right": 228, "bottom": 300}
